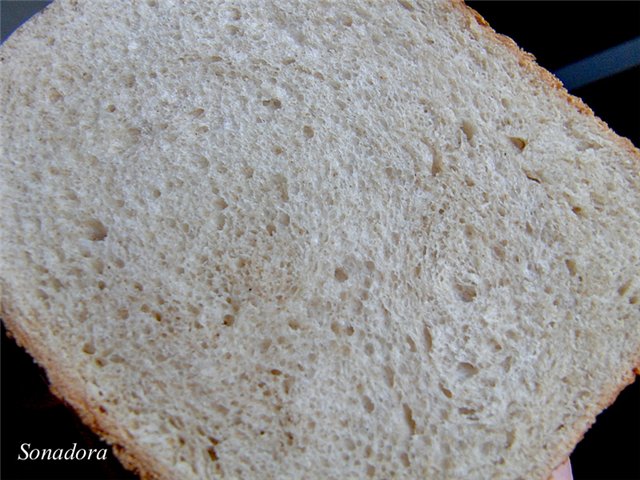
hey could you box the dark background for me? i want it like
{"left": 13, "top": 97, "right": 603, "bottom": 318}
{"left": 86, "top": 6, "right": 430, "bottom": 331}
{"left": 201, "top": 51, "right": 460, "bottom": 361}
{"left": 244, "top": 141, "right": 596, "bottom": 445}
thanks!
{"left": 1, "top": 1, "right": 639, "bottom": 479}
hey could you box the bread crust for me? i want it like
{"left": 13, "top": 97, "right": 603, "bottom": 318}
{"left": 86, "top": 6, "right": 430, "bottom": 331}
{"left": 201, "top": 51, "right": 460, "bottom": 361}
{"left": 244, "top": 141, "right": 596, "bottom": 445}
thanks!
{"left": 1, "top": 2, "right": 638, "bottom": 480}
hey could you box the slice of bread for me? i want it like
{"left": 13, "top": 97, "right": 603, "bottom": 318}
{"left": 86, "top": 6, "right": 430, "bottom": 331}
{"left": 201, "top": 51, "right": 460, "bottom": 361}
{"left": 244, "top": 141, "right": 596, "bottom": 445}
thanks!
{"left": 1, "top": 1, "right": 638, "bottom": 479}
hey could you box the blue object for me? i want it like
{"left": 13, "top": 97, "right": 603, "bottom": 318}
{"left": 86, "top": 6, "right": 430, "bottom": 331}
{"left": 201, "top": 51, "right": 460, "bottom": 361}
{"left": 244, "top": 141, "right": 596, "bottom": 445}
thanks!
{"left": 1, "top": 1, "right": 52, "bottom": 43}
{"left": 554, "top": 37, "right": 640, "bottom": 91}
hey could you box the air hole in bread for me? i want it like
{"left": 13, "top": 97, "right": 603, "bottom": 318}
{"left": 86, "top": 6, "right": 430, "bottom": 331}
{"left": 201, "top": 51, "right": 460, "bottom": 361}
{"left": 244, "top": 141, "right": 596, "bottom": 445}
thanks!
{"left": 506, "top": 329, "right": 519, "bottom": 340}
{"left": 227, "top": 7, "right": 241, "bottom": 21}
{"left": 431, "top": 154, "right": 443, "bottom": 176}
{"left": 92, "top": 259, "right": 104, "bottom": 274}
{"left": 484, "top": 378, "right": 498, "bottom": 388}
{"left": 197, "top": 156, "right": 210, "bottom": 170}
{"left": 236, "top": 257, "right": 248, "bottom": 269}
{"left": 362, "top": 395, "right": 375, "bottom": 413}
{"left": 464, "top": 225, "right": 475, "bottom": 238}
{"left": 455, "top": 283, "right": 477, "bottom": 302}
{"left": 524, "top": 171, "right": 541, "bottom": 183}
{"left": 457, "top": 362, "right": 479, "bottom": 379}
{"left": 273, "top": 174, "right": 289, "bottom": 202}
{"left": 303, "top": 125, "right": 314, "bottom": 138}
{"left": 403, "top": 403, "right": 417, "bottom": 434}
{"left": 262, "top": 98, "right": 282, "bottom": 110}
{"left": 364, "top": 343, "right": 374, "bottom": 356}
{"left": 461, "top": 120, "right": 475, "bottom": 142}
{"left": 502, "top": 356, "right": 514, "bottom": 373}
{"left": 330, "top": 322, "right": 341, "bottom": 335}
{"left": 481, "top": 442, "right": 494, "bottom": 455}
{"left": 524, "top": 223, "right": 534, "bottom": 236}
{"left": 618, "top": 280, "right": 632, "bottom": 296}
{"left": 334, "top": 267, "right": 349, "bottom": 282}
{"left": 506, "top": 430, "right": 516, "bottom": 449}
{"left": 216, "top": 214, "right": 226, "bottom": 230}
{"left": 48, "top": 166, "right": 61, "bottom": 176}
{"left": 398, "top": 0, "right": 415, "bottom": 11}
{"left": 423, "top": 325, "right": 433, "bottom": 351}
{"left": 243, "top": 166, "right": 255, "bottom": 178}
{"left": 492, "top": 244, "right": 506, "bottom": 260}
{"left": 406, "top": 335, "right": 417, "bottom": 352}
{"left": 439, "top": 384, "right": 453, "bottom": 399}
{"left": 384, "top": 166, "right": 396, "bottom": 181}
{"left": 287, "top": 319, "right": 300, "bottom": 330}
{"left": 206, "top": 447, "right": 218, "bottom": 462}
{"left": 260, "top": 339, "right": 271, "bottom": 353}
{"left": 124, "top": 74, "right": 136, "bottom": 88}
{"left": 571, "top": 205, "right": 584, "bottom": 217}
{"left": 344, "top": 438, "right": 357, "bottom": 452}
{"left": 458, "top": 407, "right": 477, "bottom": 416}
{"left": 283, "top": 377, "right": 294, "bottom": 394}
{"left": 84, "top": 219, "right": 108, "bottom": 241}
{"left": 509, "top": 137, "right": 527, "bottom": 151}
{"left": 381, "top": 366, "right": 394, "bottom": 388}
{"left": 277, "top": 212, "right": 290, "bottom": 226}
{"left": 49, "top": 88, "right": 63, "bottom": 102}
{"left": 565, "top": 259, "right": 577, "bottom": 276}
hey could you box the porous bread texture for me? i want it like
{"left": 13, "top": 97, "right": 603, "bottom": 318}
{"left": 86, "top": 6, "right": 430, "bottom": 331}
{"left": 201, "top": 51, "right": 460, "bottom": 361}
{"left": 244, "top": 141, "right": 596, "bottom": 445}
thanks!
{"left": 1, "top": 1, "right": 639, "bottom": 479}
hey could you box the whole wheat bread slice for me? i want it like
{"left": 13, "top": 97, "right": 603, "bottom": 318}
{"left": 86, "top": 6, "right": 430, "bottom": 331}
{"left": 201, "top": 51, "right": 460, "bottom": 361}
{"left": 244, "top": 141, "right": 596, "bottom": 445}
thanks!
{"left": 1, "top": 1, "right": 639, "bottom": 479}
